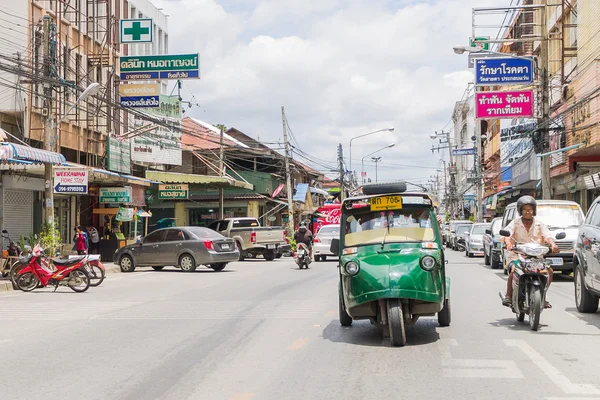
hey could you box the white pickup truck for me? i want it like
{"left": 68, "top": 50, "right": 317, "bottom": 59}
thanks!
{"left": 207, "top": 217, "right": 287, "bottom": 261}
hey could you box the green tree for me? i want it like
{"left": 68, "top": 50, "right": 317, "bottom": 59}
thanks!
{"left": 215, "top": 124, "right": 227, "bottom": 132}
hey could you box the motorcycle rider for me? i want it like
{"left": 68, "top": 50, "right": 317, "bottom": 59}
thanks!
{"left": 502, "top": 195, "right": 560, "bottom": 308}
{"left": 293, "top": 221, "right": 313, "bottom": 259}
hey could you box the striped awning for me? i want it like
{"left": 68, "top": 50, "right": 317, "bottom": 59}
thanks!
{"left": 0, "top": 142, "right": 66, "bottom": 165}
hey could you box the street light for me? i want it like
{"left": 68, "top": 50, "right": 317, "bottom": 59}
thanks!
{"left": 453, "top": 45, "right": 529, "bottom": 60}
{"left": 59, "top": 82, "right": 100, "bottom": 125}
{"left": 371, "top": 156, "right": 382, "bottom": 182}
{"left": 361, "top": 143, "right": 395, "bottom": 184}
{"left": 349, "top": 127, "right": 394, "bottom": 171}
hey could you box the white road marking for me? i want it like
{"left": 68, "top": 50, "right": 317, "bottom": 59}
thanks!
{"left": 546, "top": 398, "right": 600, "bottom": 400}
{"left": 438, "top": 338, "right": 523, "bottom": 379}
{"left": 505, "top": 339, "right": 600, "bottom": 395}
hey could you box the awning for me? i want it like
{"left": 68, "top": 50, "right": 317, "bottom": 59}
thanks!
{"left": 145, "top": 171, "right": 253, "bottom": 190}
{"left": 310, "top": 187, "right": 330, "bottom": 197}
{"left": 0, "top": 142, "right": 66, "bottom": 165}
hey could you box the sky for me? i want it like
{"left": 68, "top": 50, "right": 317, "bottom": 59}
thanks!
{"left": 153, "top": 0, "right": 508, "bottom": 188}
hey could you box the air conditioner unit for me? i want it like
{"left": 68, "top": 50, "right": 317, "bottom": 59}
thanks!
{"left": 562, "top": 84, "right": 570, "bottom": 101}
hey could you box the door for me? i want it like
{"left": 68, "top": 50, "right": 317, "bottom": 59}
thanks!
{"left": 161, "top": 229, "right": 188, "bottom": 266}
{"left": 2, "top": 190, "right": 33, "bottom": 244}
{"left": 136, "top": 230, "right": 165, "bottom": 265}
{"left": 585, "top": 205, "right": 600, "bottom": 290}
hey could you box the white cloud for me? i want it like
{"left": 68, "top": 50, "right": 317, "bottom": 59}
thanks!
{"left": 153, "top": 0, "right": 506, "bottom": 185}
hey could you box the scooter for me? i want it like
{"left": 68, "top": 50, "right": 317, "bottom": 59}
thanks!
{"left": 455, "top": 237, "right": 466, "bottom": 252}
{"left": 68, "top": 254, "right": 105, "bottom": 287}
{"left": 498, "top": 229, "right": 565, "bottom": 331}
{"left": 295, "top": 243, "right": 311, "bottom": 269}
{"left": 15, "top": 244, "right": 91, "bottom": 293}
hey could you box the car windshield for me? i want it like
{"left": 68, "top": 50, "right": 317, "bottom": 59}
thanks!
{"left": 536, "top": 204, "right": 583, "bottom": 228}
{"left": 186, "top": 227, "right": 224, "bottom": 239}
{"left": 456, "top": 225, "right": 471, "bottom": 235}
{"left": 471, "top": 225, "right": 489, "bottom": 235}
{"left": 317, "top": 225, "right": 339, "bottom": 235}
{"left": 344, "top": 207, "right": 435, "bottom": 246}
{"left": 491, "top": 219, "right": 502, "bottom": 235}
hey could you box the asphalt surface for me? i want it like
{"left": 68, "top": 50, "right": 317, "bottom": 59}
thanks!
{"left": 1, "top": 251, "right": 599, "bottom": 400}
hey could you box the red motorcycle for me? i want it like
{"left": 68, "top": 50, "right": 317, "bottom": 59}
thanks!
{"left": 16, "top": 245, "right": 91, "bottom": 292}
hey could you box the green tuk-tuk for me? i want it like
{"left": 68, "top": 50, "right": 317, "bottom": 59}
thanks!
{"left": 331, "top": 182, "right": 451, "bottom": 347}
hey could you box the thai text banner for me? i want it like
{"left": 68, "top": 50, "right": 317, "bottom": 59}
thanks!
{"left": 476, "top": 90, "right": 534, "bottom": 119}
{"left": 476, "top": 57, "right": 534, "bottom": 86}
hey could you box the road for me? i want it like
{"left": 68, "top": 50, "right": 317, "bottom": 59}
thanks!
{"left": 1, "top": 251, "right": 599, "bottom": 400}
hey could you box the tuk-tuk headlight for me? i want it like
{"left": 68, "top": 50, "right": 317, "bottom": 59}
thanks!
{"left": 345, "top": 261, "right": 360, "bottom": 276}
{"left": 421, "top": 256, "right": 436, "bottom": 271}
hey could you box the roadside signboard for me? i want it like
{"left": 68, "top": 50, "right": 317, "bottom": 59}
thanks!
{"left": 119, "top": 54, "right": 200, "bottom": 81}
{"left": 100, "top": 187, "right": 132, "bottom": 204}
{"left": 54, "top": 168, "right": 89, "bottom": 194}
{"left": 120, "top": 18, "right": 153, "bottom": 43}
{"left": 452, "top": 148, "right": 477, "bottom": 156}
{"left": 470, "top": 36, "right": 490, "bottom": 50}
{"left": 475, "top": 57, "right": 534, "bottom": 86}
{"left": 119, "top": 83, "right": 160, "bottom": 108}
{"left": 475, "top": 90, "right": 534, "bottom": 119}
{"left": 107, "top": 136, "right": 131, "bottom": 174}
{"left": 158, "top": 184, "right": 189, "bottom": 200}
{"left": 468, "top": 52, "right": 510, "bottom": 68}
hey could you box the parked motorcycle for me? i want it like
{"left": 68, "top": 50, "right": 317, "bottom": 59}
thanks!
{"left": 498, "top": 229, "right": 566, "bottom": 331}
{"left": 15, "top": 244, "right": 91, "bottom": 293}
{"left": 295, "top": 243, "right": 311, "bottom": 269}
{"left": 68, "top": 254, "right": 105, "bottom": 287}
{"left": 455, "top": 238, "right": 466, "bottom": 253}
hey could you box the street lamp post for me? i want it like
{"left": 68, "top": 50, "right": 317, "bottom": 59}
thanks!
{"left": 349, "top": 127, "right": 394, "bottom": 171}
{"left": 371, "top": 156, "right": 381, "bottom": 182}
{"left": 361, "top": 143, "right": 395, "bottom": 184}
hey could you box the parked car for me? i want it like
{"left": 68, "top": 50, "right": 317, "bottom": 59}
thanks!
{"left": 313, "top": 224, "right": 340, "bottom": 261}
{"left": 115, "top": 226, "right": 239, "bottom": 273}
{"left": 451, "top": 223, "right": 473, "bottom": 251}
{"left": 465, "top": 223, "right": 490, "bottom": 258}
{"left": 573, "top": 197, "right": 600, "bottom": 313}
{"left": 207, "top": 217, "right": 286, "bottom": 261}
{"left": 483, "top": 217, "right": 503, "bottom": 269}
{"left": 448, "top": 220, "right": 473, "bottom": 250}
{"left": 500, "top": 199, "right": 584, "bottom": 275}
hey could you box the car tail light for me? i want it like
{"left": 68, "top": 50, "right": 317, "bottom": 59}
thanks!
{"left": 283, "top": 231, "right": 286, "bottom": 241}
{"left": 314, "top": 237, "right": 321, "bottom": 243}
{"left": 250, "top": 232, "right": 256, "bottom": 243}
{"left": 204, "top": 240, "right": 214, "bottom": 251}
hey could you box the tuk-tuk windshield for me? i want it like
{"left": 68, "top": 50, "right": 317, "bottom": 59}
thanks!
{"left": 344, "top": 207, "right": 435, "bottom": 247}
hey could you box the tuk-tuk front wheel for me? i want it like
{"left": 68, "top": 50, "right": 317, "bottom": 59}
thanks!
{"left": 387, "top": 299, "right": 406, "bottom": 347}
{"left": 438, "top": 298, "right": 451, "bottom": 327}
{"left": 339, "top": 295, "right": 352, "bottom": 327}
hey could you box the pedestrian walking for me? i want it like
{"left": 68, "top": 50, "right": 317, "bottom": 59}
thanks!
{"left": 73, "top": 226, "right": 88, "bottom": 255}
{"left": 86, "top": 225, "right": 100, "bottom": 254}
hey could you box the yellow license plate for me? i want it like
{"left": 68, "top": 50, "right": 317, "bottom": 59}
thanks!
{"left": 370, "top": 196, "right": 403, "bottom": 211}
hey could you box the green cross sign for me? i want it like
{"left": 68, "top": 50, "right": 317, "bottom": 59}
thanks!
{"left": 125, "top": 22, "right": 149, "bottom": 41}
{"left": 120, "top": 18, "right": 153, "bottom": 43}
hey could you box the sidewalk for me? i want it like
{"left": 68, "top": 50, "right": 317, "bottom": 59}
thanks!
{"left": 0, "top": 263, "right": 121, "bottom": 293}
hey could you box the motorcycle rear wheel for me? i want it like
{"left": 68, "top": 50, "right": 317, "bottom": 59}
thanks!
{"left": 529, "top": 286, "right": 542, "bottom": 331}
{"left": 68, "top": 269, "right": 91, "bottom": 293}
{"left": 16, "top": 272, "right": 39, "bottom": 292}
{"left": 87, "top": 265, "right": 105, "bottom": 287}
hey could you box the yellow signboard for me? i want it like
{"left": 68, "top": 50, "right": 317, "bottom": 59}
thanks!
{"left": 370, "top": 196, "right": 403, "bottom": 211}
{"left": 119, "top": 83, "right": 160, "bottom": 97}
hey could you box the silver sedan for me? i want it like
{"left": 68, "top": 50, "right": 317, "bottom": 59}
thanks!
{"left": 313, "top": 224, "right": 340, "bottom": 262}
{"left": 114, "top": 226, "right": 239, "bottom": 272}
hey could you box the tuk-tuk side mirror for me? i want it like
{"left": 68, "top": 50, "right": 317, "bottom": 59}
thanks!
{"left": 555, "top": 232, "right": 566, "bottom": 240}
{"left": 499, "top": 229, "right": 511, "bottom": 237}
{"left": 330, "top": 238, "right": 340, "bottom": 256}
{"left": 485, "top": 229, "right": 492, "bottom": 235}
{"left": 1, "top": 229, "right": 8, "bottom": 234}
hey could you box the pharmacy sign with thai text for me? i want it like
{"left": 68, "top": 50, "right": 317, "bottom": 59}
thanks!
{"left": 119, "top": 54, "right": 200, "bottom": 80}
{"left": 475, "top": 90, "right": 534, "bottom": 119}
{"left": 475, "top": 57, "right": 534, "bottom": 86}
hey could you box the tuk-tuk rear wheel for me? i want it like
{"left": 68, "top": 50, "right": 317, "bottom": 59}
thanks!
{"left": 339, "top": 295, "right": 352, "bottom": 327}
{"left": 388, "top": 299, "right": 407, "bottom": 347}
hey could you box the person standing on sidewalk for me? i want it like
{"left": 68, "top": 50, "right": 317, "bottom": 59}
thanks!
{"left": 86, "top": 225, "right": 100, "bottom": 254}
{"left": 73, "top": 226, "right": 88, "bottom": 255}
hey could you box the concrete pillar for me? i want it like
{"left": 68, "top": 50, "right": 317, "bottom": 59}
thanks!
{"left": 175, "top": 202, "right": 186, "bottom": 226}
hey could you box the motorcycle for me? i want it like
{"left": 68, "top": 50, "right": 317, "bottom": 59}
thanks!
{"left": 15, "top": 244, "right": 91, "bottom": 293}
{"left": 455, "top": 237, "right": 466, "bottom": 252}
{"left": 68, "top": 254, "right": 105, "bottom": 287}
{"left": 498, "top": 229, "right": 565, "bottom": 331}
{"left": 295, "top": 243, "right": 311, "bottom": 269}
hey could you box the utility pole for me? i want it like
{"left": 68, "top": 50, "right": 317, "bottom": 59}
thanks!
{"left": 338, "top": 144, "right": 345, "bottom": 201}
{"left": 371, "top": 156, "right": 381, "bottom": 182}
{"left": 539, "top": 0, "right": 551, "bottom": 200}
{"left": 475, "top": 101, "right": 484, "bottom": 222}
{"left": 435, "top": 130, "right": 457, "bottom": 219}
{"left": 218, "top": 126, "right": 225, "bottom": 220}
{"left": 282, "top": 106, "right": 294, "bottom": 232}
{"left": 42, "top": 15, "right": 55, "bottom": 227}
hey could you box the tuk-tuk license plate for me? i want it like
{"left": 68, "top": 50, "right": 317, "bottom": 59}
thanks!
{"left": 548, "top": 257, "right": 564, "bottom": 266}
{"left": 370, "top": 196, "right": 403, "bottom": 211}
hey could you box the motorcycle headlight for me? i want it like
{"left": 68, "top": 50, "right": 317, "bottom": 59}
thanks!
{"left": 345, "top": 261, "right": 360, "bottom": 276}
{"left": 421, "top": 255, "right": 436, "bottom": 271}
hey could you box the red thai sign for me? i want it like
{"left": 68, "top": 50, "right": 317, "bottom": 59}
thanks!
{"left": 475, "top": 90, "right": 534, "bottom": 119}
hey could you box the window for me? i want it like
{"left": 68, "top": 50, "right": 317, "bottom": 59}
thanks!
{"left": 585, "top": 204, "right": 597, "bottom": 225}
{"left": 165, "top": 229, "right": 187, "bottom": 241}
{"left": 491, "top": 219, "right": 502, "bottom": 235}
{"left": 187, "top": 227, "right": 224, "bottom": 239}
{"left": 192, "top": 155, "right": 208, "bottom": 175}
{"left": 587, "top": 205, "right": 600, "bottom": 228}
{"left": 232, "top": 219, "right": 259, "bottom": 228}
{"left": 143, "top": 230, "right": 165, "bottom": 244}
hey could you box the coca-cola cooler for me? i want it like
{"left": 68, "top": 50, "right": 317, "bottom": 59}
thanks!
{"left": 314, "top": 204, "right": 341, "bottom": 233}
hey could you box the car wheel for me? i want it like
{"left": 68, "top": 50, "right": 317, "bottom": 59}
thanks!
{"left": 275, "top": 253, "right": 282, "bottom": 259}
{"left": 322, "top": 255, "right": 327, "bottom": 261}
{"left": 210, "top": 263, "right": 227, "bottom": 272}
{"left": 314, "top": 255, "right": 321, "bottom": 262}
{"left": 119, "top": 255, "right": 135, "bottom": 273}
{"left": 236, "top": 241, "right": 245, "bottom": 261}
{"left": 179, "top": 254, "right": 197, "bottom": 272}
{"left": 263, "top": 249, "right": 275, "bottom": 261}
{"left": 152, "top": 266, "right": 164, "bottom": 271}
{"left": 491, "top": 253, "right": 501, "bottom": 270}
{"left": 484, "top": 250, "right": 490, "bottom": 266}
{"left": 575, "top": 266, "right": 599, "bottom": 313}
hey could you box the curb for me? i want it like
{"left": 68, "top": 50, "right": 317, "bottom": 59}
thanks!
{"left": 0, "top": 262, "right": 122, "bottom": 293}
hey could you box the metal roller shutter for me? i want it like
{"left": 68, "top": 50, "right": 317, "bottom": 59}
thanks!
{"left": 2, "top": 190, "right": 33, "bottom": 242}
